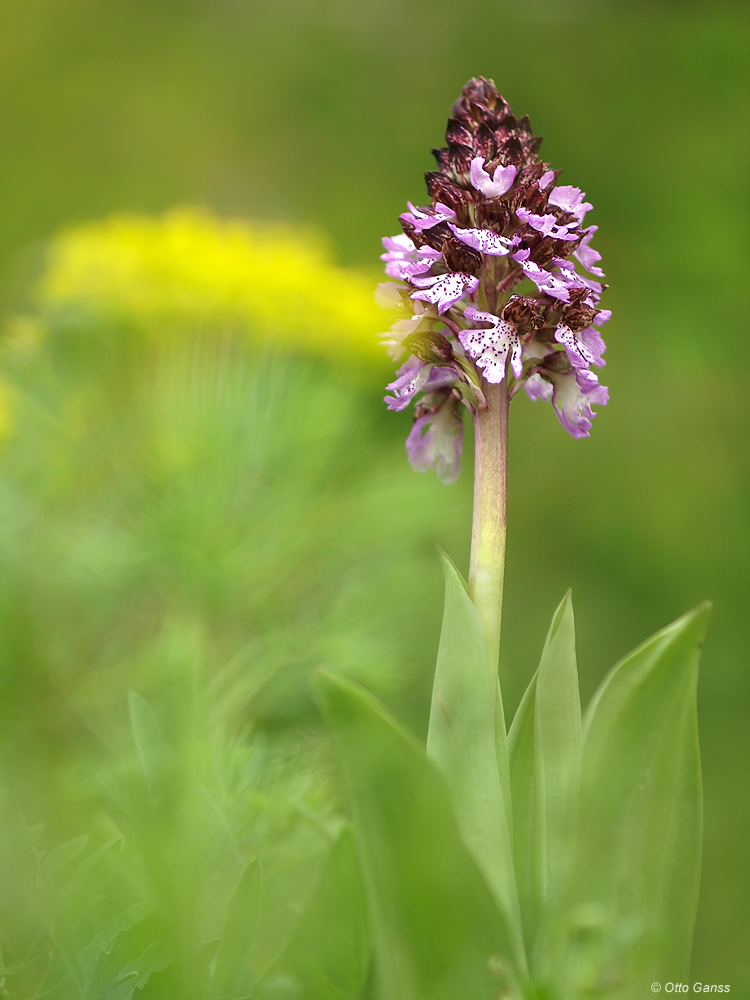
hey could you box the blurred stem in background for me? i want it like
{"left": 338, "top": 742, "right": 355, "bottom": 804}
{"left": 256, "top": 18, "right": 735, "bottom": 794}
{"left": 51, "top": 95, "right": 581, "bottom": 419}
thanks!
{"left": 469, "top": 379, "right": 509, "bottom": 687}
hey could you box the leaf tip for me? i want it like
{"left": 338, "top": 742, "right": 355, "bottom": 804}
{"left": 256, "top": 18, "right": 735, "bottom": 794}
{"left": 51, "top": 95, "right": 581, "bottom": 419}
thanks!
{"left": 436, "top": 545, "right": 469, "bottom": 593}
{"left": 674, "top": 600, "right": 713, "bottom": 645}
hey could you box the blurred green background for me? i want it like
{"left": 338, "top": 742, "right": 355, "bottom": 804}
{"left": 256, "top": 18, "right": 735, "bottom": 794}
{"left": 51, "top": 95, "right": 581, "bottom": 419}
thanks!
{"left": 0, "top": 0, "right": 747, "bottom": 993}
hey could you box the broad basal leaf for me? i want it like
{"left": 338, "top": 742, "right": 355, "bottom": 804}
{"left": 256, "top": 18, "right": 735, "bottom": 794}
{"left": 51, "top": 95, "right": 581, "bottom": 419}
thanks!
{"left": 539, "top": 602, "right": 710, "bottom": 998}
{"left": 508, "top": 670, "right": 538, "bottom": 954}
{"left": 426, "top": 550, "right": 524, "bottom": 970}
{"left": 533, "top": 592, "right": 580, "bottom": 909}
{"left": 315, "top": 670, "right": 528, "bottom": 1000}
{"left": 508, "top": 591, "right": 580, "bottom": 961}
{"left": 213, "top": 858, "right": 262, "bottom": 999}
{"left": 256, "top": 828, "right": 371, "bottom": 999}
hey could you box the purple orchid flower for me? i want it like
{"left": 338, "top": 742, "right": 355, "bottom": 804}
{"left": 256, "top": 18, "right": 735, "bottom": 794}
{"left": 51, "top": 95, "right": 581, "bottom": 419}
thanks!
{"left": 573, "top": 226, "right": 605, "bottom": 277}
{"left": 448, "top": 223, "right": 516, "bottom": 256}
{"left": 549, "top": 367, "right": 609, "bottom": 438}
{"left": 411, "top": 271, "right": 479, "bottom": 314}
{"left": 547, "top": 184, "right": 593, "bottom": 223}
{"left": 406, "top": 400, "right": 464, "bottom": 485}
{"left": 516, "top": 207, "right": 580, "bottom": 241}
{"left": 554, "top": 323, "right": 607, "bottom": 370}
{"left": 539, "top": 169, "right": 556, "bottom": 191}
{"left": 524, "top": 372, "right": 553, "bottom": 402}
{"left": 469, "top": 157, "right": 517, "bottom": 199}
{"left": 459, "top": 307, "right": 523, "bottom": 383}
{"left": 524, "top": 367, "right": 608, "bottom": 438}
{"left": 381, "top": 235, "right": 442, "bottom": 281}
{"left": 400, "top": 201, "right": 457, "bottom": 233}
{"left": 514, "top": 257, "right": 575, "bottom": 302}
{"left": 384, "top": 357, "right": 458, "bottom": 411}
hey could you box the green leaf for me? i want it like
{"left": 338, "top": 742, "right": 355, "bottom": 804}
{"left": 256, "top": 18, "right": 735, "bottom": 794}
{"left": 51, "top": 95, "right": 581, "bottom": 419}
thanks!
{"left": 534, "top": 591, "right": 580, "bottom": 906}
{"left": 128, "top": 691, "right": 174, "bottom": 782}
{"left": 58, "top": 836, "right": 122, "bottom": 918}
{"left": 104, "top": 940, "right": 171, "bottom": 1000}
{"left": 77, "top": 902, "right": 151, "bottom": 985}
{"left": 39, "top": 835, "right": 89, "bottom": 882}
{"left": 315, "top": 670, "right": 528, "bottom": 1000}
{"left": 508, "top": 671, "right": 538, "bottom": 954}
{"left": 508, "top": 591, "right": 580, "bottom": 957}
{"left": 213, "top": 858, "right": 263, "bottom": 998}
{"left": 256, "top": 828, "right": 371, "bottom": 999}
{"left": 540, "top": 602, "right": 710, "bottom": 998}
{"left": 426, "top": 550, "right": 524, "bottom": 968}
{"left": 80, "top": 910, "right": 169, "bottom": 1000}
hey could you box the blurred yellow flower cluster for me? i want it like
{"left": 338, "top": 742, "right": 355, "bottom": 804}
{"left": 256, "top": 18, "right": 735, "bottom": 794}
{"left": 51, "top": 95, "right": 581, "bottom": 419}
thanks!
{"left": 39, "top": 208, "right": 386, "bottom": 364}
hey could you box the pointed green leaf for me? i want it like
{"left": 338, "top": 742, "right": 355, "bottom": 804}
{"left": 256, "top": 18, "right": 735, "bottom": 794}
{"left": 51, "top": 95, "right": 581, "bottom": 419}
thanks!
{"left": 214, "top": 858, "right": 262, "bottom": 998}
{"left": 105, "top": 939, "right": 171, "bottom": 1000}
{"left": 58, "top": 836, "right": 122, "bottom": 917}
{"left": 541, "top": 603, "right": 710, "bottom": 998}
{"left": 39, "top": 835, "right": 89, "bottom": 882}
{"left": 508, "top": 591, "right": 580, "bottom": 956}
{"left": 508, "top": 671, "right": 538, "bottom": 953}
{"left": 128, "top": 691, "right": 173, "bottom": 781}
{"left": 77, "top": 903, "right": 151, "bottom": 984}
{"left": 426, "top": 550, "right": 523, "bottom": 968}
{"left": 315, "top": 670, "right": 528, "bottom": 1000}
{"left": 80, "top": 909, "right": 168, "bottom": 1000}
{"left": 256, "top": 828, "right": 371, "bottom": 999}
{"left": 534, "top": 591, "right": 581, "bottom": 906}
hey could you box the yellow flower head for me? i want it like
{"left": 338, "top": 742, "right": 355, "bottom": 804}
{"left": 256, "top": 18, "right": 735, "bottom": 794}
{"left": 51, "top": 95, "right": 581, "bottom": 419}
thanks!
{"left": 39, "top": 208, "right": 388, "bottom": 367}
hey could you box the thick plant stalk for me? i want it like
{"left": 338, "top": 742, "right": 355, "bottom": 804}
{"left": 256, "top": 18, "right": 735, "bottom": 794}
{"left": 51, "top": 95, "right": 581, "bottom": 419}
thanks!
{"left": 468, "top": 379, "right": 509, "bottom": 684}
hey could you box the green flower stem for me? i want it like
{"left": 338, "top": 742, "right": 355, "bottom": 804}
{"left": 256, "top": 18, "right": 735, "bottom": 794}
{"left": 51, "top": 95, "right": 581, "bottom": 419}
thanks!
{"left": 468, "top": 379, "right": 509, "bottom": 692}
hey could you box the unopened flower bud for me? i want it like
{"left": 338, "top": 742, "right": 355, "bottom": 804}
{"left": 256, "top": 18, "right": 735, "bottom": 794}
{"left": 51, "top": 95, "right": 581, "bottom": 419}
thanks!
{"left": 442, "top": 236, "right": 482, "bottom": 275}
{"left": 403, "top": 330, "right": 454, "bottom": 364}
{"left": 501, "top": 295, "right": 544, "bottom": 339}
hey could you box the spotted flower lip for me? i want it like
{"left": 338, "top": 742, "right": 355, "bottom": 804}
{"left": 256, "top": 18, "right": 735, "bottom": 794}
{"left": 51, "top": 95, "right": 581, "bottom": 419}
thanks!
{"left": 378, "top": 76, "right": 611, "bottom": 478}
{"left": 410, "top": 271, "right": 479, "bottom": 314}
{"left": 448, "top": 223, "right": 516, "bottom": 256}
{"left": 515, "top": 258, "right": 577, "bottom": 302}
{"left": 459, "top": 307, "right": 523, "bottom": 383}
{"left": 516, "top": 207, "right": 580, "bottom": 241}
{"left": 554, "top": 323, "right": 607, "bottom": 369}
{"left": 470, "top": 157, "right": 517, "bottom": 199}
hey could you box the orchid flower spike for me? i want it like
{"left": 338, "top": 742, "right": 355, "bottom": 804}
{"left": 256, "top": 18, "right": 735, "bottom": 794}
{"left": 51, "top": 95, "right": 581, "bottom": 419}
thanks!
{"left": 376, "top": 76, "right": 611, "bottom": 482}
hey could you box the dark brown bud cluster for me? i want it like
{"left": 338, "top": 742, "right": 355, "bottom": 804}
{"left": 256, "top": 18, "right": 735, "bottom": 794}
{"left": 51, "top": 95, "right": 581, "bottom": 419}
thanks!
{"left": 405, "top": 76, "right": 579, "bottom": 280}
{"left": 432, "top": 77, "right": 543, "bottom": 179}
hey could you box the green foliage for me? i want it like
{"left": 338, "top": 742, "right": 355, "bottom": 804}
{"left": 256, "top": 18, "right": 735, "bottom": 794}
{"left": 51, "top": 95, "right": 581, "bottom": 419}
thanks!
{"left": 256, "top": 829, "right": 370, "bottom": 1000}
{"left": 425, "top": 551, "right": 524, "bottom": 971}
{"left": 0, "top": 298, "right": 714, "bottom": 997}
{"left": 318, "top": 573, "right": 709, "bottom": 999}
{"left": 213, "top": 860, "right": 262, "bottom": 999}
{"left": 508, "top": 591, "right": 581, "bottom": 954}
{"left": 315, "top": 670, "right": 521, "bottom": 1000}
{"left": 539, "top": 603, "right": 710, "bottom": 997}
